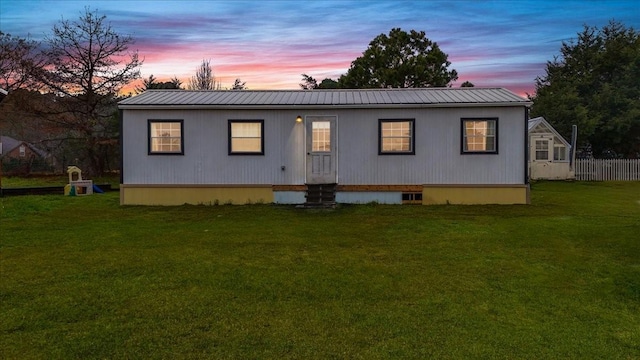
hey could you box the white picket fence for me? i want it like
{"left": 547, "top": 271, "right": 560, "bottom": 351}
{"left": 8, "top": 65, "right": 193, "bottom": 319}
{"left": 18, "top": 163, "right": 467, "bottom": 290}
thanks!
{"left": 575, "top": 159, "right": 640, "bottom": 181}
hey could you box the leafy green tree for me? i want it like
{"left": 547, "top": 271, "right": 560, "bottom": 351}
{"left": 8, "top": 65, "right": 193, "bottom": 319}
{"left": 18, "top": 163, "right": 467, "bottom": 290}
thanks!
{"left": 531, "top": 21, "right": 640, "bottom": 158}
{"left": 318, "top": 78, "right": 340, "bottom": 89}
{"left": 300, "top": 74, "right": 340, "bottom": 90}
{"left": 338, "top": 28, "right": 458, "bottom": 88}
{"left": 460, "top": 81, "right": 475, "bottom": 87}
{"left": 299, "top": 74, "right": 317, "bottom": 90}
{"left": 37, "top": 7, "right": 142, "bottom": 175}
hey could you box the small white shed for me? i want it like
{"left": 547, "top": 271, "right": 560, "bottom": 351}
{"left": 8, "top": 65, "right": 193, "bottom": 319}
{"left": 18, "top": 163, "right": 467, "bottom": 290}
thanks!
{"left": 528, "top": 116, "right": 574, "bottom": 180}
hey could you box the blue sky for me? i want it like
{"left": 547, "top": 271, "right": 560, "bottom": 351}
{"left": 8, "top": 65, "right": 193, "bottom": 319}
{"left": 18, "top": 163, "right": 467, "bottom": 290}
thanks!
{"left": 1, "top": 0, "right": 639, "bottom": 95}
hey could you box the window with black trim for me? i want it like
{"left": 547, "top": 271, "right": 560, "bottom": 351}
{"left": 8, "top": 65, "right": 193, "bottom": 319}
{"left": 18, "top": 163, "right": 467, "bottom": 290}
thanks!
{"left": 148, "top": 120, "right": 184, "bottom": 155}
{"left": 228, "top": 120, "right": 264, "bottom": 155}
{"left": 461, "top": 118, "right": 498, "bottom": 154}
{"left": 379, "top": 119, "right": 415, "bottom": 155}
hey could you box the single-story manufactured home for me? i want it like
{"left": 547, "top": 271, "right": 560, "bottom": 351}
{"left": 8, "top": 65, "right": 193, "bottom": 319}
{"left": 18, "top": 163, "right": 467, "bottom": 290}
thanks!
{"left": 118, "top": 88, "right": 532, "bottom": 206}
{"left": 528, "top": 116, "right": 574, "bottom": 180}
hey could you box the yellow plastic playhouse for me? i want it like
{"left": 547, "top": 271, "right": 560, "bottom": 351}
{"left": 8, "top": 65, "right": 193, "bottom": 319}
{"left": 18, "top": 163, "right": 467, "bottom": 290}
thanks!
{"left": 64, "top": 166, "right": 93, "bottom": 196}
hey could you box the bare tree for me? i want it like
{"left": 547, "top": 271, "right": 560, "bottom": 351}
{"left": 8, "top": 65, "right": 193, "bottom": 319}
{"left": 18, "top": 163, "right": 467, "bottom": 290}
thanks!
{"left": 187, "top": 59, "right": 220, "bottom": 90}
{"left": 36, "top": 7, "right": 142, "bottom": 175}
{"left": 0, "top": 32, "right": 46, "bottom": 91}
{"left": 41, "top": 8, "right": 142, "bottom": 96}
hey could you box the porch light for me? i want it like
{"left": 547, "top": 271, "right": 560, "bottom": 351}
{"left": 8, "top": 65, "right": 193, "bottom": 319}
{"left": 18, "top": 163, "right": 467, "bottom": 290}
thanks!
{"left": 296, "top": 115, "right": 303, "bottom": 123}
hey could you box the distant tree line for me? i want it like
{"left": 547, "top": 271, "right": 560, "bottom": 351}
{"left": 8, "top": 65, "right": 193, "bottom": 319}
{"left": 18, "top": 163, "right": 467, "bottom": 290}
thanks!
{"left": 530, "top": 21, "right": 640, "bottom": 158}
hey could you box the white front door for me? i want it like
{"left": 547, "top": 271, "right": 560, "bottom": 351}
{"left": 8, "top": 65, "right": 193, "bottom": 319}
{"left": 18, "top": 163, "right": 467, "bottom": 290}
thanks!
{"left": 306, "top": 116, "right": 337, "bottom": 184}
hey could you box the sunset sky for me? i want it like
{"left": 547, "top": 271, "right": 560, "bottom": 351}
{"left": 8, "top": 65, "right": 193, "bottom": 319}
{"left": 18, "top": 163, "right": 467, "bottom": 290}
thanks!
{"left": 1, "top": 0, "right": 639, "bottom": 96}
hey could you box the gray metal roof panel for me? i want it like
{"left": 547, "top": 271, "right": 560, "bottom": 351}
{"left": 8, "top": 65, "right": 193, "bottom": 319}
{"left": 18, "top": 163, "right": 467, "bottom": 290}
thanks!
{"left": 118, "top": 88, "right": 531, "bottom": 108}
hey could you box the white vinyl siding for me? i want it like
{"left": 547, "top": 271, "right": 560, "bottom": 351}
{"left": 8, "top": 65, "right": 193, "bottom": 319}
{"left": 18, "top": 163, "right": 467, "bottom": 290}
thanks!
{"left": 122, "top": 106, "right": 525, "bottom": 186}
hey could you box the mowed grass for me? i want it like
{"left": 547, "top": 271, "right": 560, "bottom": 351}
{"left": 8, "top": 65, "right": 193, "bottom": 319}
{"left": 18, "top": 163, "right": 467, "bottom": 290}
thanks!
{"left": 1, "top": 182, "right": 639, "bottom": 359}
{"left": 1, "top": 174, "right": 120, "bottom": 189}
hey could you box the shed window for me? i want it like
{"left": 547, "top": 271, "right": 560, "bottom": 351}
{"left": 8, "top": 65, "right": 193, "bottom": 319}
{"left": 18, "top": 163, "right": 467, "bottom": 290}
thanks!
{"left": 461, "top": 118, "right": 498, "bottom": 154}
{"left": 554, "top": 144, "right": 567, "bottom": 161}
{"left": 535, "top": 140, "right": 550, "bottom": 161}
{"left": 19, "top": 145, "right": 26, "bottom": 157}
{"left": 148, "top": 120, "right": 184, "bottom": 155}
{"left": 379, "top": 119, "right": 415, "bottom": 155}
{"left": 229, "top": 120, "right": 264, "bottom": 155}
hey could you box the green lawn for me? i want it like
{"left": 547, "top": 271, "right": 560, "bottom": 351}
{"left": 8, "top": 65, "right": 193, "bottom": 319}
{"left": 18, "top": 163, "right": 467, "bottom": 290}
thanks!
{"left": 1, "top": 174, "right": 120, "bottom": 189}
{"left": 1, "top": 182, "right": 639, "bottom": 359}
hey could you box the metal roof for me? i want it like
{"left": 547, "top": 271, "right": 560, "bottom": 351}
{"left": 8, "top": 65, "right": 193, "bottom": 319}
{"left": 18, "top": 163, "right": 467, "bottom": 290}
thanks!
{"left": 119, "top": 87, "right": 531, "bottom": 109}
{"left": 528, "top": 116, "right": 570, "bottom": 146}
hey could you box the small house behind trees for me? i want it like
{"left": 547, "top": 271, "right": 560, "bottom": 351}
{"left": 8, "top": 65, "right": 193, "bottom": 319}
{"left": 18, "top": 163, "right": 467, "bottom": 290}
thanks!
{"left": 0, "top": 135, "right": 52, "bottom": 175}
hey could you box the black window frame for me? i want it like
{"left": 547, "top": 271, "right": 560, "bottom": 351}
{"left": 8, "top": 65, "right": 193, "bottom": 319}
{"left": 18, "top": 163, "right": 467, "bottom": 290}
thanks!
{"left": 148, "top": 119, "right": 184, "bottom": 155}
{"left": 378, "top": 119, "right": 416, "bottom": 155}
{"left": 460, "top": 118, "right": 499, "bottom": 154}
{"left": 228, "top": 119, "right": 265, "bottom": 155}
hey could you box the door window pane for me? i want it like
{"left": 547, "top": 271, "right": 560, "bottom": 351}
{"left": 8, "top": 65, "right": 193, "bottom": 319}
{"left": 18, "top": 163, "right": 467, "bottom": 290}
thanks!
{"left": 312, "top": 121, "right": 331, "bottom": 152}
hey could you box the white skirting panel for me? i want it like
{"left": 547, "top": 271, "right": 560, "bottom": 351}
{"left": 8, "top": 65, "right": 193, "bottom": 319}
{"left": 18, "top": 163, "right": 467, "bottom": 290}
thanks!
{"left": 274, "top": 191, "right": 306, "bottom": 204}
